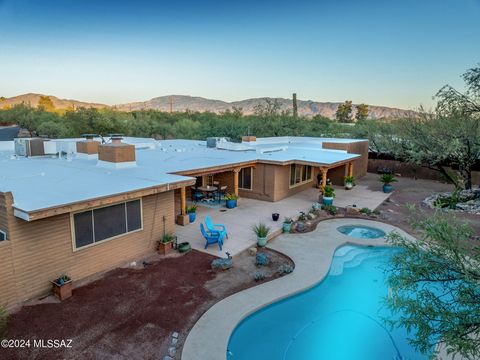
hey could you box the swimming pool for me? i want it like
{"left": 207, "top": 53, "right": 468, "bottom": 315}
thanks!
{"left": 227, "top": 245, "right": 427, "bottom": 360}
{"left": 337, "top": 224, "right": 386, "bottom": 239}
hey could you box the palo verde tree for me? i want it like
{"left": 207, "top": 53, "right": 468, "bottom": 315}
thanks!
{"left": 355, "top": 103, "right": 369, "bottom": 121}
{"left": 391, "top": 65, "right": 480, "bottom": 189}
{"left": 385, "top": 209, "right": 480, "bottom": 359}
{"left": 335, "top": 100, "right": 354, "bottom": 123}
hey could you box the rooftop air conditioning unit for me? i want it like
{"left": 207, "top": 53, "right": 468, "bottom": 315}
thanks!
{"left": 14, "top": 138, "right": 48, "bottom": 157}
{"left": 206, "top": 137, "right": 230, "bottom": 148}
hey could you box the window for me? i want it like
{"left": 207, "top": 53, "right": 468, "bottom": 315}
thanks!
{"left": 73, "top": 199, "right": 142, "bottom": 250}
{"left": 0, "top": 230, "right": 6, "bottom": 241}
{"left": 239, "top": 167, "right": 253, "bottom": 190}
{"left": 289, "top": 164, "right": 313, "bottom": 187}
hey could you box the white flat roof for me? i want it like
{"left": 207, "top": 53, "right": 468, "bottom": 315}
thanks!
{"left": 0, "top": 136, "right": 363, "bottom": 214}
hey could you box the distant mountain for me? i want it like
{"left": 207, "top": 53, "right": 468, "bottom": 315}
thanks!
{"left": 0, "top": 93, "right": 107, "bottom": 110}
{"left": 1, "top": 93, "right": 417, "bottom": 119}
{"left": 113, "top": 95, "right": 418, "bottom": 119}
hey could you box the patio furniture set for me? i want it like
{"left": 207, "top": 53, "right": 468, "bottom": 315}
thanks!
{"left": 191, "top": 184, "right": 228, "bottom": 204}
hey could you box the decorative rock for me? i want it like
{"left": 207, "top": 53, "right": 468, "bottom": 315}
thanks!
{"left": 172, "top": 331, "right": 179, "bottom": 339}
{"left": 307, "top": 213, "right": 316, "bottom": 220}
{"left": 345, "top": 206, "right": 360, "bottom": 215}
{"left": 163, "top": 356, "right": 173, "bottom": 360}
{"left": 171, "top": 338, "right": 178, "bottom": 346}
{"left": 423, "top": 189, "right": 480, "bottom": 214}
{"left": 168, "top": 346, "right": 176, "bottom": 357}
{"left": 256, "top": 252, "right": 268, "bottom": 266}
{"left": 248, "top": 247, "right": 257, "bottom": 256}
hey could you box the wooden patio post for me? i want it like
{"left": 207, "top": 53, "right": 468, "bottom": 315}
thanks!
{"left": 320, "top": 167, "right": 328, "bottom": 188}
{"left": 233, "top": 168, "right": 240, "bottom": 196}
{"left": 348, "top": 162, "right": 353, "bottom": 177}
{"left": 180, "top": 187, "right": 186, "bottom": 215}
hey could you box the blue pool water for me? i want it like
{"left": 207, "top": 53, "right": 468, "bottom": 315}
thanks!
{"left": 337, "top": 225, "right": 386, "bottom": 239}
{"left": 227, "top": 245, "right": 427, "bottom": 360}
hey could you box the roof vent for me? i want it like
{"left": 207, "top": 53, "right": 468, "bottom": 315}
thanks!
{"left": 76, "top": 134, "right": 100, "bottom": 158}
{"left": 97, "top": 135, "right": 136, "bottom": 169}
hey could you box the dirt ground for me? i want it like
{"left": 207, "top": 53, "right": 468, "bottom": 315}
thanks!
{"left": 371, "top": 176, "right": 480, "bottom": 236}
{"left": 292, "top": 175, "right": 480, "bottom": 237}
{"left": 2, "top": 248, "right": 292, "bottom": 360}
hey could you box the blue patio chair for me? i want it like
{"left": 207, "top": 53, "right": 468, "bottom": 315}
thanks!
{"left": 205, "top": 215, "right": 228, "bottom": 239}
{"left": 200, "top": 223, "right": 223, "bottom": 250}
{"left": 192, "top": 190, "right": 204, "bottom": 202}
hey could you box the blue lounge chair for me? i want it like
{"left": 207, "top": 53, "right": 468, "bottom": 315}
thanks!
{"left": 205, "top": 215, "right": 228, "bottom": 239}
{"left": 200, "top": 223, "right": 223, "bottom": 250}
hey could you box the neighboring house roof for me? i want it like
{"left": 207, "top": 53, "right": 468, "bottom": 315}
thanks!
{"left": 0, "top": 137, "right": 365, "bottom": 217}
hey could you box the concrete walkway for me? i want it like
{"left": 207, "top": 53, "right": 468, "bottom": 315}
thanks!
{"left": 181, "top": 218, "right": 414, "bottom": 360}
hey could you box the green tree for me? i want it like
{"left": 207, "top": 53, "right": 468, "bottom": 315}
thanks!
{"left": 335, "top": 100, "right": 353, "bottom": 123}
{"left": 355, "top": 103, "right": 369, "bottom": 121}
{"left": 38, "top": 96, "right": 56, "bottom": 112}
{"left": 385, "top": 209, "right": 480, "bottom": 359}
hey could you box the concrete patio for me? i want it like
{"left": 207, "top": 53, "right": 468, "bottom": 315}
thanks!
{"left": 175, "top": 173, "right": 391, "bottom": 257}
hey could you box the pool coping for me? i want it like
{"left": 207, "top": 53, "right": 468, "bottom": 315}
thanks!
{"left": 181, "top": 218, "right": 416, "bottom": 360}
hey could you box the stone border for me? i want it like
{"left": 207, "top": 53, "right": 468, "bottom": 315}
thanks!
{"left": 181, "top": 218, "right": 415, "bottom": 360}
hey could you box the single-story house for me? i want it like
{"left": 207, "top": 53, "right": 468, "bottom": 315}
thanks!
{"left": 0, "top": 135, "right": 368, "bottom": 308}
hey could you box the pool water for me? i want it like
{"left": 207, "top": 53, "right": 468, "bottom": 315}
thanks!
{"left": 227, "top": 246, "right": 427, "bottom": 360}
{"left": 337, "top": 225, "right": 386, "bottom": 239}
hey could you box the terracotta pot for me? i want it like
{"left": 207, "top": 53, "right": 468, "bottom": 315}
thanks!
{"left": 158, "top": 241, "right": 173, "bottom": 255}
{"left": 51, "top": 280, "right": 72, "bottom": 301}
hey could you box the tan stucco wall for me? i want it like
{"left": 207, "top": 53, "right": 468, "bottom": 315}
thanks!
{"left": 322, "top": 140, "right": 369, "bottom": 179}
{"left": 0, "top": 190, "right": 175, "bottom": 309}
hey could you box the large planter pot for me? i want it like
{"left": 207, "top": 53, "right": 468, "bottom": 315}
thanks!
{"left": 323, "top": 196, "right": 334, "bottom": 206}
{"left": 188, "top": 212, "right": 196, "bottom": 223}
{"left": 257, "top": 236, "right": 268, "bottom": 247}
{"left": 226, "top": 199, "right": 237, "bottom": 209}
{"left": 282, "top": 222, "right": 292, "bottom": 233}
{"left": 51, "top": 280, "right": 72, "bottom": 301}
{"left": 345, "top": 183, "right": 354, "bottom": 190}
{"left": 383, "top": 184, "right": 393, "bottom": 193}
{"left": 158, "top": 241, "right": 173, "bottom": 255}
{"left": 272, "top": 213, "right": 280, "bottom": 221}
{"left": 177, "top": 242, "right": 191, "bottom": 253}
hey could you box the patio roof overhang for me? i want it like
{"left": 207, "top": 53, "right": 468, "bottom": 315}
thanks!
{"left": 12, "top": 178, "right": 196, "bottom": 222}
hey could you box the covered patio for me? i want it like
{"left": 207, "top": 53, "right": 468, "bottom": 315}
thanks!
{"left": 175, "top": 173, "right": 391, "bottom": 257}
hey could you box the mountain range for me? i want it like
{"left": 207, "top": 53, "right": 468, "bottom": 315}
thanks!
{"left": 0, "top": 93, "right": 417, "bottom": 119}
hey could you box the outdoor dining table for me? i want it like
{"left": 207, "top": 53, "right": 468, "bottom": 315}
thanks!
{"left": 197, "top": 186, "right": 218, "bottom": 201}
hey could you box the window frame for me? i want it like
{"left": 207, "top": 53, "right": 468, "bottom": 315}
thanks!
{"left": 0, "top": 229, "right": 7, "bottom": 242}
{"left": 289, "top": 164, "right": 313, "bottom": 188}
{"left": 70, "top": 198, "right": 143, "bottom": 252}
{"left": 238, "top": 167, "right": 253, "bottom": 190}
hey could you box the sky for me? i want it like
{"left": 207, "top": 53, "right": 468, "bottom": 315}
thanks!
{"left": 0, "top": 0, "right": 479, "bottom": 110}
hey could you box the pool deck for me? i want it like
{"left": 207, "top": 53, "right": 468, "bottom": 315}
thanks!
{"left": 181, "top": 218, "right": 415, "bottom": 360}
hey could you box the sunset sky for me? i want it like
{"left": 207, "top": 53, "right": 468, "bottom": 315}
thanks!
{"left": 1, "top": 0, "right": 479, "bottom": 109}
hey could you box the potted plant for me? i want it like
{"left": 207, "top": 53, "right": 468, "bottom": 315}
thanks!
{"left": 380, "top": 173, "right": 397, "bottom": 193}
{"left": 252, "top": 222, "right": 270, "bottom": 247}
{"left": 225, "top": 193, "right": 239, "bottom": 209}
{"left": 344, "top": 175, "right": 355, "bottom": 190}
{"left": 186, "top": 205, "right": 197, "bottom": 223}
{"left": 272, "top": 213, "right": 280, "bottom": 221}
{"left": 322, "top": 185, "right": 335, "bottom": 205}
{"left": 282, "top": 217, "right": 293, "bottom": 233}
{"left": 158, "top": 232, "right": 175, "bottom": 255}
{"left": 51, "top": 274, "right": 72, "bottom": 301}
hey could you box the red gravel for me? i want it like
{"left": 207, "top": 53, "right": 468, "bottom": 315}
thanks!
{"left": 2, "top": 251, "right": 217, "bottom": 360}
{"left": 2, "top": 248, "right": 292, "bottom": 360}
